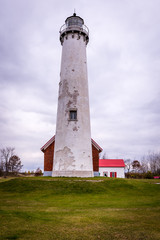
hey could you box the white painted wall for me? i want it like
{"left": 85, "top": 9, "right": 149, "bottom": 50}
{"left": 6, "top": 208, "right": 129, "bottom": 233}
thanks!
{"left": 99, "top": 167, "right": 125, "bottom": 178}
{"left": 53, "top": 30, "right": 93, "bottom": 177}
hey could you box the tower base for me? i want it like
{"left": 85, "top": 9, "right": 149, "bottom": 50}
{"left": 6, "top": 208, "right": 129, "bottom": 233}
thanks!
{"left": 43, "top": 171, "right": 52, "bottom": 177}
{"left": 52, "top": 170, "right": 94, "bottom": 178}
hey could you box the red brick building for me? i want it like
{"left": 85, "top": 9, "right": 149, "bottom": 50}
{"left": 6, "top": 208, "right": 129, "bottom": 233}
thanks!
{"left": 41, "top": 136, "right": 102, "bottom": 176}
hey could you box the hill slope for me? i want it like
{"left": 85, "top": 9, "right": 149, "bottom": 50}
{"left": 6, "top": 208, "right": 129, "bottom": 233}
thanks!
{"left": 0, "top": 177, "right": 160, "bottom": 240}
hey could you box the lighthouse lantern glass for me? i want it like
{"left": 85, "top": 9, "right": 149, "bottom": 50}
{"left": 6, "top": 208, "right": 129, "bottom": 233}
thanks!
{"left": 66, "top": 17, "right": 83, "bottom": 28}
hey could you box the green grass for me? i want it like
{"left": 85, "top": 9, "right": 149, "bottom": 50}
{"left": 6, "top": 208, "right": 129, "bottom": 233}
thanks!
{"left": 0, "top": 177, "right": 160, "bottom": 240}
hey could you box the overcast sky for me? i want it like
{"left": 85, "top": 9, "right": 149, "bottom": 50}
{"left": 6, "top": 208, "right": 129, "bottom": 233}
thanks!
{"left": 0, "top": 0, "right": 160, "bottom": 171}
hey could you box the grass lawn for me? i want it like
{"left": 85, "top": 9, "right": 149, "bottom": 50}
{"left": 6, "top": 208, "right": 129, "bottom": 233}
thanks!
{"left": 0, "top": 177, "right": 160, "bottom": 240}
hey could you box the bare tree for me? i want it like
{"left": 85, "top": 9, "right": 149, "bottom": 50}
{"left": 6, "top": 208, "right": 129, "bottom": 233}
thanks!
{"left": 147, "top": 152, "right": 160, "bottom": 174}
{"left": 0, "top": 147, "right": 15, "bottom": 175}
{"left": 100, "top": 151, "right": 108, "bottom": 159}
{"left": 0, "top": 147, "right": 22, "bottom": 176}
{"left": 124, "top": 159, "right": 132, "bottom": 173}
{"left": 0, "top": 158, "right": 4, "bottom": 176}
{"left": 140, "top": 156, "right": 150, "bottom": 173}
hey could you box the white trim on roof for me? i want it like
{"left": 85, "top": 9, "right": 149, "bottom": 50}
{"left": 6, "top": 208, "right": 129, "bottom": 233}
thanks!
{"left": 91, "top": 139, "right": 103, "bottom": 152}
{"left": 41, "top": 136, "right": 102, "bottom": 152}
{"left": 40, "top": 135, "right": 55, "bottom": 152}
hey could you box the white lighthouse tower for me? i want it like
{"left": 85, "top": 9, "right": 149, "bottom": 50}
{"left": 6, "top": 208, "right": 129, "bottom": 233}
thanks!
{"left": 52, "top": 13, "right": 93, "bottom": 177}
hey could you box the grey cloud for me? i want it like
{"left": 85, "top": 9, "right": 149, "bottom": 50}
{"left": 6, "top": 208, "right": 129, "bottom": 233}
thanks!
{"left": 0, "top": 0, "right": 160, "bottom": 170}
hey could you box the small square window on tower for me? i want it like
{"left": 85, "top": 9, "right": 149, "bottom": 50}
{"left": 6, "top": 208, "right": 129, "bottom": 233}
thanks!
{"left": 69, "top": 109, "right": 77, "bottom": 120}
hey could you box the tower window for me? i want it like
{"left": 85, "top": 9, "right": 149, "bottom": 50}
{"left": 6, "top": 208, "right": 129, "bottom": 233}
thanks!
{"left": 69, "top": 110, "right": 77, "bottom": 120}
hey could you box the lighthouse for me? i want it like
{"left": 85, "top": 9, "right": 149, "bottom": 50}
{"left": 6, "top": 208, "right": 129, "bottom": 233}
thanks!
{"left": 52, "top": 13, "right": 93, "bottom": 177}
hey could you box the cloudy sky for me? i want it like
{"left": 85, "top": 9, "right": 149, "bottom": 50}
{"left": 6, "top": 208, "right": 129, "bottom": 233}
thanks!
{"left": 0, "top": 0, "right": 160, "bottom": 171}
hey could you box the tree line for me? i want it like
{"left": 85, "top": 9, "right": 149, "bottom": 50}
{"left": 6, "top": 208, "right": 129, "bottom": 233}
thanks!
{"left": 125, "top": 152, "right": 160, "bottom": 178}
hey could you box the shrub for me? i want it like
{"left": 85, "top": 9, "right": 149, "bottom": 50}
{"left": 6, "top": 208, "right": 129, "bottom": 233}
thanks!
{"left": 125, "top": 172, "right": 154, "bottom": 179}
{"left": 144, "top": 171, "right": 153, "bottom": 179}
{"left": 34, "top": 168, "right": 43, "bottom": 176}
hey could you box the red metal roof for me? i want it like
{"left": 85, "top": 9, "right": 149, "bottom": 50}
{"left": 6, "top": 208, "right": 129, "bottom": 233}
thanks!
{"left": 99, "top": 159, "right": 125, "bottom": 167}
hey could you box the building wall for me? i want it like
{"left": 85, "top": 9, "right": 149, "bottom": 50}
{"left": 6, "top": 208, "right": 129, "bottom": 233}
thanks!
{"left": 99, "top": 167, "right": 125, "bottom": 178}
{"left": 92, "top": 145, "right": 99, "bottom": 172}
{"left": 44, "top": 142, "right": 54, "bottom": 172}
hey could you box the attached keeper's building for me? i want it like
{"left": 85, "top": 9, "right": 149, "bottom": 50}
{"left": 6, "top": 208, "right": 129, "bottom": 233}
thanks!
{"left": 41, "top": 136, "right": 102, "bottom": 177}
